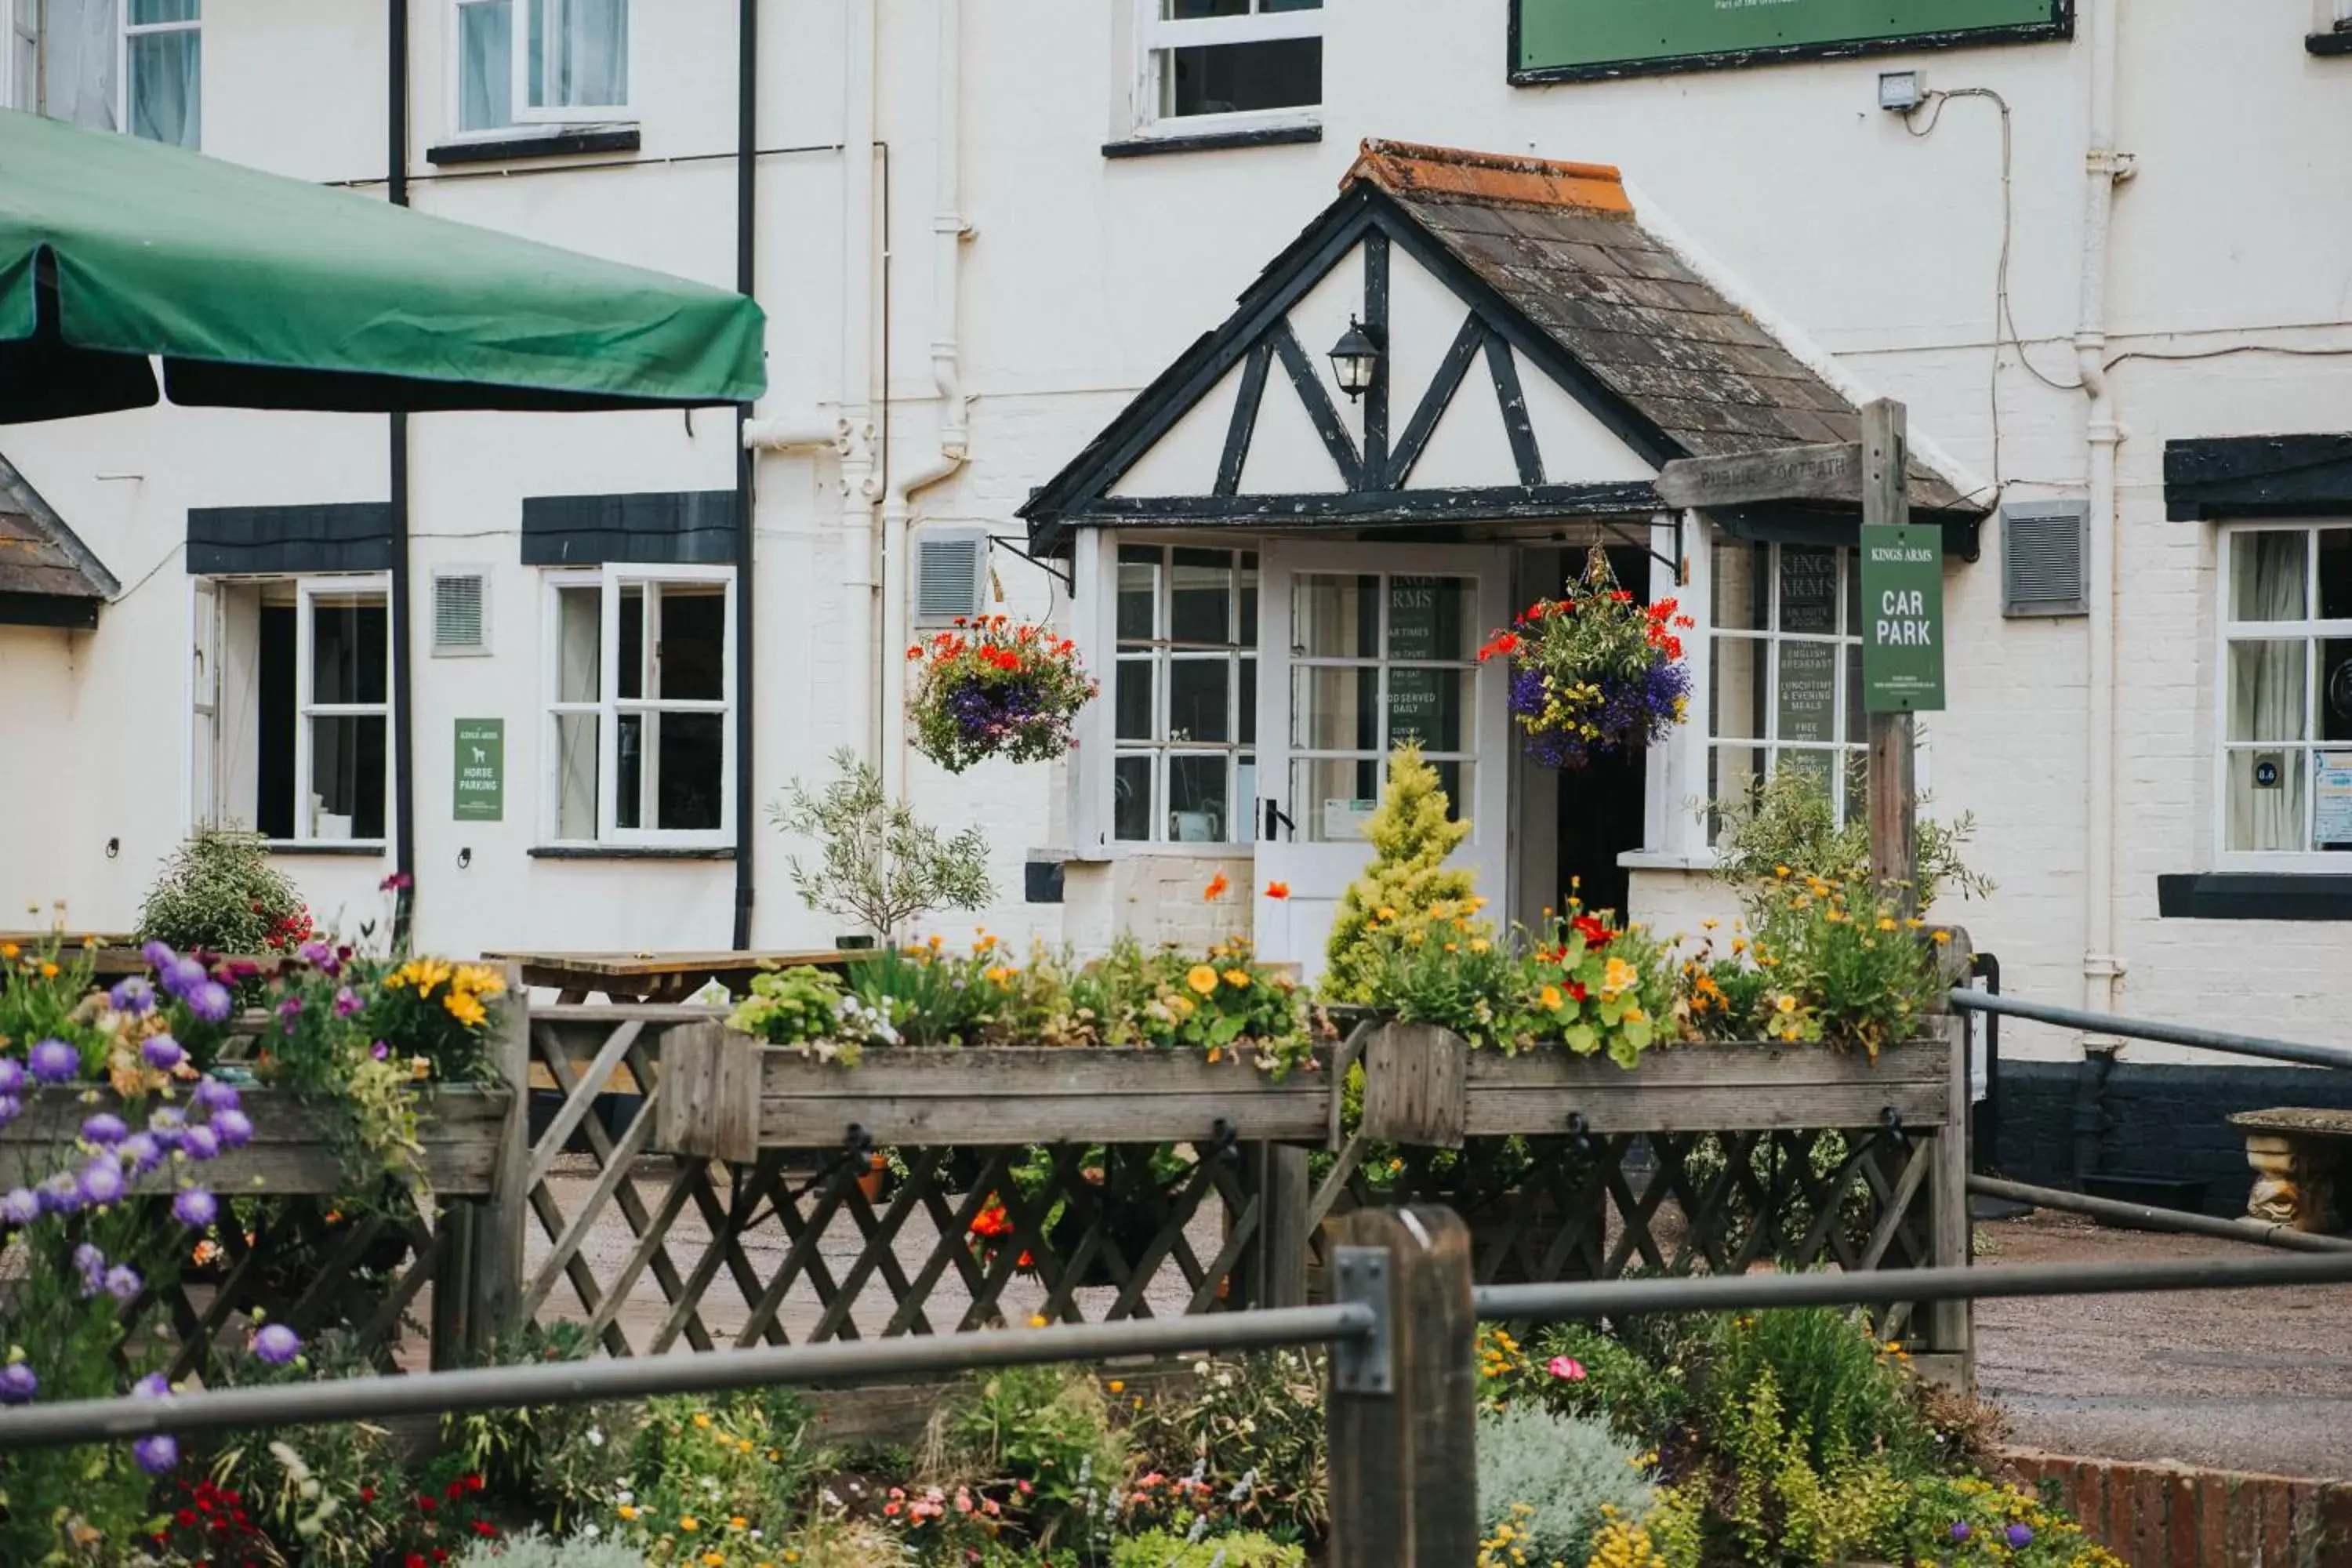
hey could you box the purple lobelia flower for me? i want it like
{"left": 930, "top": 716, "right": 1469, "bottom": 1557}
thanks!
{"left": 141, "top": 1035, "right": 186, "bottom": 1072}
{"left": 370, "top": 1040, "right": 390, "bottom": 1061}
{"left": 0, "top": 1363, "right": 36, "bottom": 1403}
{"left": 81, "top": 1112, "right": 128, "bottom": 1147}
{"left": 118, "top": 1132, "right": 165, "bottom": 1177}
{"left": 132, "top": 1373, "right": 170, "bottom": 1399}
{"left": 162, "top": 956, "right": 209, "bottom": 1000}
{"left": 250, "top": 1323, "right": 302, "bottom": 1366}
{"left": 207, "top": 1109, "right": 252, "bottom": 1151}
{"left": 28, "top": 1039, "right": 80, "bottom": 1084}
{"left": 110, "top": 977, "right": 155, "bottom": 1015}
{"left": 2006, "top": 1523, "right": 2033, "bottom": 1548}
{"left": 179, "top": 1124, "right": 220, "bottom": 1163}
{"left": 190, "top": 981, "right": 234, "bottom": 1022}
{"left": 78, "top": 1155, "right": 126, "bottom": 1207}
{"left": 132, "top": 1434, "right": 179, "bottom": 1474}
{"left": 191, "top": 1077, "right": 240, "bottom": 1114}
{"left": 0, "top": 1188, "right": 38, "bottom": 1226}
{"left": 103, "top": 1264, "right": 142, "bottom": 1301}
{"left": 143, "top": 939, "right": 176, "bottom": 971}
{"left": 172, "top": 1189, "right": 217, "bottom": 1228}
{"left": 0, "top": 1058, "right": 21, "bottom": 1097}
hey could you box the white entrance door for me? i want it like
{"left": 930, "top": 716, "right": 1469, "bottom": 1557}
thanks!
{"left": 1252, "top": 543, "right": 1513, "bottom": 980}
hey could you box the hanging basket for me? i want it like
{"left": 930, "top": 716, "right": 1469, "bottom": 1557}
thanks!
{"left": 906, "top": 614, "right": 1098, "bottom": 775}
{"left": 1478, "top": 548, "right": 1695, "bottom": 771}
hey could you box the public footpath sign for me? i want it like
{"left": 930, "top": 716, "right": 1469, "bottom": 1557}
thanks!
{"left": 1859, "top": 524, "right": 1944, "bottom": 713}
{"left": 454, "top": 718, "right": 505, "bottom": 822}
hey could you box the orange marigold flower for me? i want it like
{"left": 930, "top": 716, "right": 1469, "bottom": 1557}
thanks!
{"left": 1264, "top": 880, "right": 1290, "bottom": 899}
{"left": 1203, "top": 872, "right": 1230, "bottom": 901}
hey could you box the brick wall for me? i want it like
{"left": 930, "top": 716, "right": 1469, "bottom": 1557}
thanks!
{"left": 2002, "top": 1449, "right": 2352, "bottom": 1567}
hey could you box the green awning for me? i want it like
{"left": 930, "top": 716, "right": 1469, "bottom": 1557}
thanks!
{"left": 0, "top": 109, "right": 766, "bottom": 423}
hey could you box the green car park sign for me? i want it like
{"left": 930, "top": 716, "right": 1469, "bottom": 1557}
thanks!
{"left": 1512, "top": 0, "right": 2071, "bottom": 82}
{"left": 1859, "top": 525, "right": 1945, "bottom": 714}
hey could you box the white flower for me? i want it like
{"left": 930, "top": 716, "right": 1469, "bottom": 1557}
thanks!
{"left": 586, "top": 1427, "right": 605, "bottom": 1447}
{"left": 582, "top": 1524, "right": 601, "bottom": 1540}
{"left": 615, "top": 1489, "right": 634, "bottom": 1506}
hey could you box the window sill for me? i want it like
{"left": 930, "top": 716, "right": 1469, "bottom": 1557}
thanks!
{"left": 2158, "top": 873, "right": 2352, "bottom": 920}
{"left": 1047, "top": 843, "right": 1256, "bottom": 866}
{"left": 1617, "top": 850, "right": 1718, "bottom": 874}
{"left": 426, "top": 126, "right": 642, "bottom": 166}
{"left": 2307, "top": 31, "right": 2352, "bottom": 55}
{"left": 1102, "top": 123, "right": 1321, "bottom": 160}
{"left": 528, "top": 845, "right": 736, "bottom": 862}
{"left": 266, "top": 842, "right": 387, "bottom": 858}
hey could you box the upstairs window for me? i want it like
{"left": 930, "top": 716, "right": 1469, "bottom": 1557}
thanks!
{"left": 125, "top": 0, "right": 198, "bottom": 147}
{"left": 456, "top": 0, "right": 629, "bottom": 136}
{"left": 2217, "top": 524, "right": 2352, "bottom": 859}
{"left": 1, "top": 0, "right": 197, "bottom": 145}
{"left": 1138, "top": 0, "right": 1321, "bottom": 134}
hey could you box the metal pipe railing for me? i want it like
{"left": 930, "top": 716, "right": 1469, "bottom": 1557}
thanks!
{"left": 1474, "top": 1249, "right": 2352, "bottom": 1323}
{"left": 1947, "top": 989, "right": 2352, "bottom": 1072}
{"left": 1968, "top": 1174, "right": 2352, "bottom": 1254}
{"left": 0, "top": 1303, "right": 1373, "bottom": 1454}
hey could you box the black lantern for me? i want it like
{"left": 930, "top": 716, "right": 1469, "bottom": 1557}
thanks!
{"left": 1328, "top": 316, "right": 1381, "bottom": 401}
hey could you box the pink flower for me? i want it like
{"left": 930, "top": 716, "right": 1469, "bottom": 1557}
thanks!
{"left": 1548, "top": 1355, "right": 1587, "bottom": 1381}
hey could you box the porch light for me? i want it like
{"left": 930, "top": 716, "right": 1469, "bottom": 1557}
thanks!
{"left": 1328, "top": 317, "right": 1381, "bottom": 401}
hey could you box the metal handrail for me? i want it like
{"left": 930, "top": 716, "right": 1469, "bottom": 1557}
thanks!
{"left": 1947, "top": 989, "right": 2352, "bottom": 1072}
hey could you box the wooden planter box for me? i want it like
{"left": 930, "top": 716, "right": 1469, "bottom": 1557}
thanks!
{"left": 654, "top": 1023, "right": 1334, "bottom": 1159}
{"left": 0, "top": 1086, "right": 514, "bottom": 1196}
{"left": 1359, "top": 1022, "right": 1955, "bottom": 1148}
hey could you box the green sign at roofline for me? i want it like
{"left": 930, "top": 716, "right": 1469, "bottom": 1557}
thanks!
{"left": 1512, "top": 0, "right": 2068, "bottom": 82}
{"left": 1859, "top": 525, "right": 1944, "bottom": 713}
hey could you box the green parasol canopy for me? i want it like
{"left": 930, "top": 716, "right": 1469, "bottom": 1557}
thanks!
{"left": 0, "top": 108, "right": 766, "bottom": 423}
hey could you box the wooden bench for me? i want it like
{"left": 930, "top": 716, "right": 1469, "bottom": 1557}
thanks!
{"left": 2229, "top": 1107, "right": 2352, "bottom": 1233}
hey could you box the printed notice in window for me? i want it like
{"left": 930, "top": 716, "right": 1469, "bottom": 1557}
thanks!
{"left": 2318, "top": 753, "right": 2352, "bottom": 849}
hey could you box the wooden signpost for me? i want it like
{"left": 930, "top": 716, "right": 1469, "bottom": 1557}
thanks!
{"left": 1654, "top": 400, "right": 1943, "bottom": 906}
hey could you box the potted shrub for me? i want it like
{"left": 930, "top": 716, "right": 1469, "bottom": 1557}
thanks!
{"left": 771, "top": 750, "right": 993, "bottom": 947}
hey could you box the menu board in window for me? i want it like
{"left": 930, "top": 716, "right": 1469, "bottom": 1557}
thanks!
{"left": 1386, "top": 575, "right": 1466, "bottom": 663}
{"left": 1776, "top": 641, "right": 1838, "bottom": 746}
{"left": 1778, "top": 546, "right": 1840, "bottom": 635}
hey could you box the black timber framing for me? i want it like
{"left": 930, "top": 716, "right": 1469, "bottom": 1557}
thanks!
{"left": 1214, "top": 344, "right": 1273, "bottom": 497}
{"left": 1267, "top": 320, "right": 1364, "bottom": 490}
{"left": 2164, "top": 434, "right": 2352, "bottom": 521}
{"left": 1483, "top": 328, "right": 1544, "bottom": 488}
{"left": 1362, "top": 231, "right": 1391, "bottom": 482}
{"left": 1388, "top": 314, "right": 1487, "bottom": 491}
{"left": 1505, "top": 0, "right": 2072, "bottom": 87}
{"left": 1076, "top": 482, "right": 1662, "bottom": 529}
{"left": 521, "top": 489, "right": 738, "bottom": 566}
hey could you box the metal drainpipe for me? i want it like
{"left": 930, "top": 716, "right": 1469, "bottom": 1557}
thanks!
{"left": 839, "top": 0, "right": 881, "bottom": 766}
{"left": 387, "top": 0, "right": 416, "bottom": 946}
{"left": 731, "top": 0, "right": 757, "bottom": 949}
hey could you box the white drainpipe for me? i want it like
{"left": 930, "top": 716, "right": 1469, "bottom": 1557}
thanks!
{"left": 742, "top": 415, "right": 851, "bottom": 452}
{"left": 880, "top": 0, "right": 971, "bottom": 801}
{"left": 840, "top": 0, "right": 883, "bottom": 765}
{"left": 2078, "top": 0, "right": 2129, "bottom": 1024}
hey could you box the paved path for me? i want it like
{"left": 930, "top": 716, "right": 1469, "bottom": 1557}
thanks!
{"left": 1974, "top": 1211, "right": 2352, "bottom": 1479}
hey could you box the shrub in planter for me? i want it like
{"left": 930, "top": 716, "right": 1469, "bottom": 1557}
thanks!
{"left": 907, "top": 614, "right": 1098, "bottom": 775}
{"left": 773, "top": 750, "right": 993, "bottom": 945}
{"left": 1322, "top": 743, "right": 1478, "bottom": 1006}
{"left": 136, "top": 827, "right": 313, "bottom": 954}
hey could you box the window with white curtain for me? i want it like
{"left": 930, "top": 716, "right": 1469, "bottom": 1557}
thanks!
{"left": 2217, "top": 524, "right": 2352, "bottom": 859}
{"left": 1, "top": 0, "right": 124, "bottom": 131}
{"left": 1136, "top": 0, "right": 1322, "bottom": 135}
{"left": 543, "top": 565, "right": 732, "bottom": 846}
{"left": 1708, "top": 538, "right": 1867, "bottom": 833}
{"left": 125, "top": 0, "right": 198, "bottom": 147}
{"left": 456, "top": 0, "right": 630, "bottom": 136}
{"left": 1112, "top": 543, "right": 1258, "bottom": 844}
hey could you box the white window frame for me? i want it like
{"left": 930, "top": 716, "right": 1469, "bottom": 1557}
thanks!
{"left": 1705, "top": 535, "right": 1869, "bottom": 837}
{"left": 539, "top": 563, "right": 735, "bottom": 850}
{"left": 2212, "top": 522, "right": 2352, "bottom": 873}
{"left": 447, "top": 0, "right": 635, "bottom": 143}
{"left": 295, "top": 575, "right": 392, "bottom": 847}
{"left": 4, "top": 0, "right": 36, "bottom": 111}
{"left": 122, "top": 0, "right": 198, "bottom": 147}
{"left": 1109, "top": 539, "right": 1259, "bottom": 848}
{"left": 1132, "top": 0, "right": 1323, "bottom": 140}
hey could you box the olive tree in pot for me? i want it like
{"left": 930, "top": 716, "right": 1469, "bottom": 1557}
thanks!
{"left": 772, "top": 750, "right": 993, "bottom": 947}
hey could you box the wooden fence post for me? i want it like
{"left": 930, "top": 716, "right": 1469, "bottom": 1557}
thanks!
{"left": 1247, "top": 1143, "right": 1312, "bottom": 1308}
{"left": 468, "top": 964, "right": 531, "bottom": 1359}
{"left": 1327, "top": 1206, "right": 1477, "bottom": 1567}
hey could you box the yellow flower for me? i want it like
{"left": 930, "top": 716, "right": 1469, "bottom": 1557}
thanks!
{"left": 729, "top": 1515, "right": 749, "bottom": 1530}
{"left": 1469, "top": 938, "right": 1491, "bottom": 954}
{"left": 618, "top": 1505, "right": 639, "bottom": 1521}
{"left": 985, "top": 965, "right": 1015, "bottom": 984}
{"left": 38, "top": 961, "right": 57, "bottom": 978}
{"left": 1600, "top": 956, "right": 1639, "bottom": 999}
{"left": 1876, "top": 916, "right": 1898, "bottom": 931}
{"left": 1541, "top": 985, "right": 1564, "bottom": 1011}
{"left": 1376, "top": 906, "right": 1398, "bottom": 921}
{"left": 692, "top": 1412, "right": 712, "bottom": 1428}
{"left": 1028, "top": 1313, "right": 1049, "bottom": 1328}
{"left": 1933, "top": 930, "right": 1953, "bottom": 944}
{"left": 453, "top": 964, "right": 506, "bottom": 996}
{"left": 442, "top": 990, "right": 488, "bottom": 1029}
{"left": 703, "top": 1554, "right": 725, "bottom": 1567}
{"left": 1185, "top": 964, "right": 1219, "bottom": 996}
{"left": 1221, "top": 968, "right": 1252, "bottom": 988}
{"left": 0, "top": 943, "right": 16, "bottom": 960}
{"left": 681, "top": 1516, "right": 700, "bottom": 1532}
{"left": 1773, "top": 864, "right": 1791, "bottom": 878}
{"left": 1776, "top": 994, "right": 1798, "bottom": 1014}
{"left": 1106, "top": 1379, "right": 1125, "bottom": 1393}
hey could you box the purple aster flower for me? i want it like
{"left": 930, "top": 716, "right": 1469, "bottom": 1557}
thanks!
{"left": 0, "top": 1188, "right": 39, "bottom": 1225}
{"left": 110, "top": 977, "right": 155, "bottom": 1015}
{"left": 28, "top": 1039, "right": 80, "bottom": 1085}
{"left": 78, "top": 1155, "right": 126, "bottom": 1207}
{"left": 103, "top": 1264, "right": 141, "bottom": 1301}
{"left": 142, "top": 939, "right": 176, "bottom": 971}
{"left": 1950, "top": 1520, "right": 1972, "bottom": 1543}
{"left": 190, "top": 981, "right": 234, "bottom": 1022}
{"left": 332, "top": 986, "right": 362, "bottom": 1018}
{"left": 172, "top": 1189, "right": 217, "bottom": 1229}
{"left": 0, "top": 1363, "right": 36, "bottom": 1403}
{"left": 38, "top": 1171, "right": 83, "bottom": 1215}
{"left": 180, "top": 1124, "right": 220, "bottom": 1163}
{"left": 191, "top": 1077, "right": 240, "bottom": 1114}
{"left": 299, "top": 940, "right": 339, "bottom": 978}
{"left": 250, "top": 1323, "right": 301, "bottom": 1367}
{"left": 162, "top": 956, "right": 209, "bottom": 1000}
{"left": 132, "top": 1434, "right": 179, "bottom": 1475}
{"left": 0, "top": 1059, "right": 21, "bottom": 1096}
{"left": 131, "top": 1373, "right": 170, "bottom": 1399}
{"left": 74, "top": 1243, "right": 107, "bottom": 1294}
{"left": 2006, "top": 1523, "right": 2033, "bottom": 1548}
{"left": 147, "top": 1107, "right": 186, "bottom": 1147}
{"left": 81, "top": 1112, "right": 128, "bottom": 1147}
{"left": 118, "top": 1132, "right": 164, "bottom": 1177}
{"left": 141, "top": 1035, "right": 186, "bottom": 1072}
{"left": 207, "top": 1108, "right": 252, "bottom": 1151}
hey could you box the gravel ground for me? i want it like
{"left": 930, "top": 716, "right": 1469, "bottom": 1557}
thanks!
{"left": 1974, "top": 1210, "right": 2352, "bottom": 1479}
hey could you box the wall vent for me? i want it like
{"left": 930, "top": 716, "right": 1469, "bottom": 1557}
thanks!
{"left": 913, "top": 528, "right": 990, "bottom": 626}
{"left": 2001, "top": 502, "right": 2088, "bottom": 618}
{"left": 432, "top": 568, "right": 490, "bottom": 654}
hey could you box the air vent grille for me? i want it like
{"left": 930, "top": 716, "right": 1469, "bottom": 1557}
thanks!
{"left": 432, "top": 570, "right": 488, "bottom": 653}
{"left": 2002, "top": 503, "right": 2087, "bottom": 618}
{"left": 914, "top": 529, "right": 989, "bottom": 626}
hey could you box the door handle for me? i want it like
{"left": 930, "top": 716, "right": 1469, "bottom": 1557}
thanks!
{"left": 1261, "top": 798, "right": 1295, "bottom": 841}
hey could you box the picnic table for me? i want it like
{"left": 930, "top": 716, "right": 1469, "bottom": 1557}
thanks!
{"left": 481, "top": 948, "right": 862, "bottom": 1004}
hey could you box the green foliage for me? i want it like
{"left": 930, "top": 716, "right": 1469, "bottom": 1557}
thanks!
{"left": 1367, "top": 906, "right": 1674, "bottom": 1068}
{"left": 1521, "top": 1323, "right": 1697, "bottom": 1447}
{"left": 1120, "top": 1352, "right": 1327, "bottom": 1543}
{"left": 445, "top": 1321, "right": 632, "bottom": 1528}
{"left": 0, "top": 928, "right": 108, "bottom": 1072}
{"left": 774, "top": 750, "right": 993, "bottom": 941}
{"left": 1892, "top": 1475, "right": 2128, "bottom": 1567}
{"left": 1110, "top": 1527, "right": 1305, "bottom": 1566}
{"left": 609, "top": 1388, "right": 829, "bottom": 1559}
{"left": 942, "top": 1365, "right": 1128, "bottom": 1552}
{"left": 452, "top": 1527, "right": 652, "bottom": 1568}
{"left": 1706, "top": 1308, "right": 1931, "bottom": 1478}
{"left": 1709, "top": 761, "right": 1993, "bottom": 914}
{"left": 1750, "top": 876, "right": 1943, "bottom": 1059}
{"left": 1475, "top": 1405, "right": 1655, "bottom": 1566}
{"left": 206, "top": 1332, "right": 406, "bottom": 1568}
{"left": 728, "top": 965, "right": 851, "bottom": 1049}
{"left": 1715, "top": 1364, "right": 1911, "bottom": 1567}
{"left": 136, "top": 827, "right": 310, "bottom": 953}
{"left": 1322, "top": 744, "right": 1475, "bottom": 1005}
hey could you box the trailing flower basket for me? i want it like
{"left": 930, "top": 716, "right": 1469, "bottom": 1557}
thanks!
{"left": 1478, "top": 546, "right": 1693, "bottom": 771}
{"left": 0, "top": 1085, "right": 513, "bottom": 1197}
{"left": 1356, "top": 1022, "right": 1955, "bottom": 1149}
{"left": 654, "top": 1024, "right": 1332, "bottom": 1159}
{"left": 906, "top": 614, "right": 1098, "bottom": 774}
